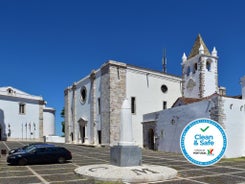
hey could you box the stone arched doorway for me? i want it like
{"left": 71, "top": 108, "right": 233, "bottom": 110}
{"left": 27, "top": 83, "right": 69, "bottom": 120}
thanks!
{"left": 78, "top": 117, "right": 87, "bottom": 143}
{"left": 80, "top": 126, "right": 85, "bottom": 143}
{"left": 148, "top": 128, "right": 155, "bottom": 150}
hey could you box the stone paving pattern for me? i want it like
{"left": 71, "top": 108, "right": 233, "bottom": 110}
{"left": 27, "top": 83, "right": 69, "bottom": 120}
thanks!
{"left": 1, "top": 141, "right": 245, "bottom": 183}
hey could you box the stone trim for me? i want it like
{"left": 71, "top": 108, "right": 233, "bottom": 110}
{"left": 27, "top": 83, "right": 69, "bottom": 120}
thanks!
{"left": 90, "top": 70, "right": 97, "bottom": 144}
{"left": 209, "top": 96, "right": 226, "bottom": 129}
{"left": 101, "top": 65, "right": 110, "bottom": 145}
{"left": 214, "top": 59, "right": 219, "bottom": 93}
{"left": 100, "top": 61, "right": 127, "bottom": 145}
{"left": 109, "top": 65, "right": 126, "bottom": 145}
{"left": 65, "top": 88, "right": 71, "bottom": 143}
{"left": 39, "top": 104, "right": 43, "bottom": 138}
{"left": 72, "top": 86, "right": 77, "bottom": 143}
{"left": 199, "top": 57, "right": 205, "bottom": 98}
{"left": 181, "top": 64, "right": 185, "bottom": 97}
{"left": 64, "top": 87, "right": 70, "bottom": 96}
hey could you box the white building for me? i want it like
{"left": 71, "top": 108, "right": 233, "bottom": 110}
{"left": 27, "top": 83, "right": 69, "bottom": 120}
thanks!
{"left": 64, "top": 61, "right": 182, "bottom": 146}
{"left": 143, "top": 34, "right": 245, "bottom": 158}
{"left": 0, "top": 86, "right": 55, "bottom": 141}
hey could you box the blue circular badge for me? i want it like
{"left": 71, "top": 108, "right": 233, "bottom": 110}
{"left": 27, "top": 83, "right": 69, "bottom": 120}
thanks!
{"left": 180, "top": 118, "right": 227, "bottom": 166}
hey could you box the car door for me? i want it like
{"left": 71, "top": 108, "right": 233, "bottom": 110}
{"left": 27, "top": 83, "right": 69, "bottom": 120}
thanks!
{"left": 34, "top": 147, "right": 50, "bottom": 163}
{"left": 46, "top": 147, "right": 58, "bottom": 162}
{"left": 25, "top": 148, "right": 40, "bottom": 164}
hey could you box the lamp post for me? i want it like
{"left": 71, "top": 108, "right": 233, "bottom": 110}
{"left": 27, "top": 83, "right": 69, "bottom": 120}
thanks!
{"left": 29, "top": 122, "right": 31, "bottom": 139}
{"left": 25, "top": 122, "right": 27, "bottom": 140}
{"left": 8, "top": 124, "right": 11, "bottom": 137}
{"left": 33, "top": 122, "right": 36, "bottom": 139}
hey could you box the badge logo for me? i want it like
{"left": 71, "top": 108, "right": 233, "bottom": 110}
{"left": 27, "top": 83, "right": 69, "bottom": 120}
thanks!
{"left": 180, "top": 118, "right": 227, "bottom": 166}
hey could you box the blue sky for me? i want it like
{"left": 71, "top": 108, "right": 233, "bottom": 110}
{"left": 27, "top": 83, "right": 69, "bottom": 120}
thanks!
{"left": 0, "top": 0, "right": 244, "bottom": 136}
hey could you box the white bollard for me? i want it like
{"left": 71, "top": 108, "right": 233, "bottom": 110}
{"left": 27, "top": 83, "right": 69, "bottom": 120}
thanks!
{"left": 119, "top": 98, "right": 134, "bottom": 146}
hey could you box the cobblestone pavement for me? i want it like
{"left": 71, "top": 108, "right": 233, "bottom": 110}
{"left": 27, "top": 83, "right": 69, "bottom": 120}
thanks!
{"left": 1, "top": 141, "right": 245, "bottom": 184}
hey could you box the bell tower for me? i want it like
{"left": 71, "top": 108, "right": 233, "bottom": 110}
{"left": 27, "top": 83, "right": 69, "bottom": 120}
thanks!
{"left": 182, "top": 34, "right": 218, "bottom": 98}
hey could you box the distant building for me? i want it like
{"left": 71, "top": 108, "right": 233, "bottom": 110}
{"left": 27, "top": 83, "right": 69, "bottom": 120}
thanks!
{"left": 0, "top": 86, "right": 55, "bottom": 141}
{"left": 64, "top": 61, "right": 182, "bottom": 146}
{"left": 142, "top": 34, "right": 245, "bottom": 158}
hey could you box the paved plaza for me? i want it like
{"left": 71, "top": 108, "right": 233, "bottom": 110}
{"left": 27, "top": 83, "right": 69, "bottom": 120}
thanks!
{"left": 1, "top": 141, "right": 245, "bottom": 184}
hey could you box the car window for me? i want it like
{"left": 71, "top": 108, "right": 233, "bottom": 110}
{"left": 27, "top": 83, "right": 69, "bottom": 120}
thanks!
{"left": 25, "top": 145, "right": 36, "bottom": 152}
{"left": 60, "top": 148, "right": 66, "bottom": 152}
{"left": 37, "top": 148, "right": 47, "bottom": 152}
{"left": 47, "top": 147, "right": 55, "bottom": 152}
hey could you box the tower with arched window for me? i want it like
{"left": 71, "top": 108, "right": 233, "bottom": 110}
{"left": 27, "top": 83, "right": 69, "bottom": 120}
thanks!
{"left": 181, "top": 34, "right": 218, "bottom": 98}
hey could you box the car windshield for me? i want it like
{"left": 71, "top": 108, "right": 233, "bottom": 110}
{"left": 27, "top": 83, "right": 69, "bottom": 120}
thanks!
{"left": 22, "top": 145, "right": 29, "bottom": 150}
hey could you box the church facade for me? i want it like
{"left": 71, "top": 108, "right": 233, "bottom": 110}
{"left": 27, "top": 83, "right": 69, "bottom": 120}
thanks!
{"left": 0, "top": 86, "right": 55, "bottom": 141}
{"left": 64, "top": 61, "right": 182, "bottom": 146}
{"left": 142, "top": 35, "right": 245, "bottom": 158}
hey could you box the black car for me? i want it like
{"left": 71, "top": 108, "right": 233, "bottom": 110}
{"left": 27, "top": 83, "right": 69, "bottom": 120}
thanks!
{"left": 7, "top": 144, "right": 72, "bottom": 165}
{"left": 8, "top": 143, "right": 54, "bottom": 155}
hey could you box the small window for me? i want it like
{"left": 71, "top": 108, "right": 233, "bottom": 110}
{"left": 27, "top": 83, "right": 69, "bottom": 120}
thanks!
{"left": 98, "top": 130, "right": 102, "bottom": 144}
{"left": 161, "top": 85, "right": 168, "bottom": 93}
{"left": 187, "top": 66, "right": 191, "bottom": 76}
{"left": 117, "top": 67, "right": 120, "bottom": 80}
{"left": 206, "top": 61, "right": 211, "bottom": 71}
{"left": 131, "top": 97, "right": 136, "bottom": 114}
{"left": 19, "top": 103, "right": 25, "bottom": 114}
{"left": 98, "top": 98, "right": 101, "bottom": 114}
{"left": 80, "top": 86, "right": 87, "bottom": 104}
{"left": 194, "top": 63, "right": 198, "bottom": 73}
{"left": 163, "top": 101, "right": 167, "bottom": 109}
{"left": 7, "top": 88, "right": 13, "bottom": 94}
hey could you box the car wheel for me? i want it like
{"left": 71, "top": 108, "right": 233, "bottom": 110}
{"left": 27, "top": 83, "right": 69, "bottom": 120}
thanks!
{"left": 18, "top": 158, "right": 27, "bottom": 166}
{"left": 58, "top": 157, "right": 65, "bottom": 164}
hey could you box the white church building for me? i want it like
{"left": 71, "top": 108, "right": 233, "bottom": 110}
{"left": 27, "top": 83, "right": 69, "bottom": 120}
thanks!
{"left": 64, "top": 61, "right": 182, "bottom": 146}
{"left": 0, "top": 86, "right": 55, "bottom": 141}
{"left": 142, "top": 34, "right": 245, "bottom": 158}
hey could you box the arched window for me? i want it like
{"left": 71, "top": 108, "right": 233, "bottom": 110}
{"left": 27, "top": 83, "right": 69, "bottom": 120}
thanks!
{"left": 80, "top": 86, "right": 87, "bottom": 104}
{"left": 7, "top": 88, "right": 12, "bottom": 94}
{"left": 187, "top": 66, "right": 191, "bottom": 76}
{"left": 194, "top": 63, "right": 198, "bottom": 73}
{"left": 206, "top": 61, "right": 211, "bottom": 71}
{"left": 171, "top": 119, "right": 175, "bottom": 125}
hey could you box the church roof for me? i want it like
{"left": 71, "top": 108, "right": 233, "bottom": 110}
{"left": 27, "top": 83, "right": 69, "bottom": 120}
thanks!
{"left": 172, "top": 93, "right": 220, "bottom": 107}
{"left": 188, "top": 34, "right": 211, "bottom": 59}
{"left": 0, "top": 86, "right": 43, "bottom": 101}
{"left": 172, "top": 97, "right": 204, "bottom": 107}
